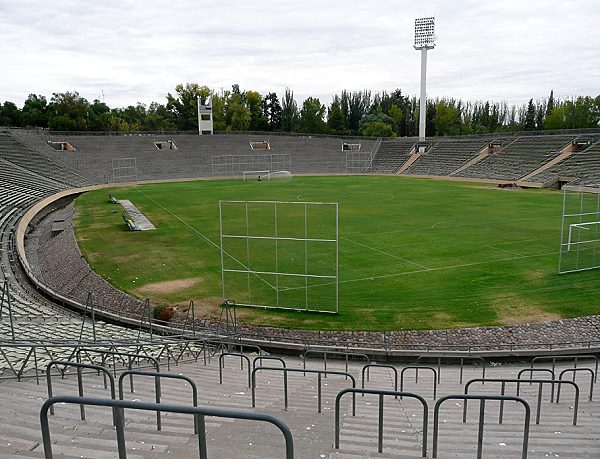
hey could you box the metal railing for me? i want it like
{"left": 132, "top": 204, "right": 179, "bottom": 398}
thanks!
{"left": 516, "top": 368, "right": 556, "bottom": 402}
{"left": 334, "top": 388, "right": 428, "bottom": 457}
{"left": 464, "top": 378, "right": 580, "bottom": 425}
{"left": 361, "top": 364, "right": 398, "bottom": 396}
{"left": 40, "top": 395, "right": 294, "bottom": 459}
{"left": 219, "top": 352, "right": 251, "bottom": 387}
{"left": 433, "top": 394, "right": 531, "bottom": 459}
{"left": 401, "top": 365, "right": 437, "bottom": 399}
{"left": 252, "top": 355, "right": 286, "bottom": 371}
{"left": 46, "top": 360, "right": 115, "bottom": 422}
{"left": 531, "top": 354, "right": 598, "bottom": 383}
{"left": 303, "top": 349, "right": 369, "bottom": 377}
{"left": 558, "top": 368, "right": 594, "bottom": 401}
{"left": 417, "top": 354, "right": 485, "bottom": 384}
{"left": 118, "top": 370, "right": 198, "bottom": 431}
{"left": 252, "top": 366, "right": 356, "bottom": 414}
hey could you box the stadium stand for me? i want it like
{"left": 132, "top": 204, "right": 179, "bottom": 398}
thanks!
{"left": 2, "top": 127, "right": 600, "bottom": 456}
{"left": 368, "top": 138, "right": 417, "bottom": 173}
{"left": 456, "top": 135, "right": 577, "bottom": 181}
{"left": 527, "top": 139, "right": 600, "bottom": 184}
{"left": 402, "top": 137, "right": 494, "bottom": 176}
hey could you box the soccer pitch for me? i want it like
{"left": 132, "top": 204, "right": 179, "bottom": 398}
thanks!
{"left": 74, "top": 176, "right": 600, "bottom": 331}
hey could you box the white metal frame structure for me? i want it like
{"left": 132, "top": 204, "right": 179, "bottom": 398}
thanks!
{"left": 219, "top": 200, "right": 339, "bottom": 313}
{"left": 111, "top": 157, "right": 137, "bottom": 182}
{"left": 243, "top": 170, "right": 270, "bottom": 181}
{"left": 345, "top": 151, "right": 373, "bottom": 173}
{"left": 559, "top": 182, "right": 600, "bottom": 274}
{"left": 414, "top": 16, "right": 436, "bottom": 142}
{"left": 212, "top": 154, "right": 291, "bottom": 176}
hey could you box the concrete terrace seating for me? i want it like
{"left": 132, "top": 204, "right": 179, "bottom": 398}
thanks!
{"left": 370, "top": 138, "right": 417, "bottom": 173}
{"left": 402, "top": 137, "right": 494, "bottom": 176}
{"left": 456, "top": 135, "right": 577, "bottom": 181}
{"left": 11, "top": 131, "right": 377, "bottom": 183}
{"left": 527, "top": 140, "right": 600, "bottom": 184}
{"left": 0, "top": 353, "right": 598, "bottom": 457}
{"left": 0, "top": 132, "right": 88, "bottom": 188}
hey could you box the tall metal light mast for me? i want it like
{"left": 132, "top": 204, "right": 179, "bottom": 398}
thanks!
{"left": 414, "top": 17, "right": 436, "bottom": 142}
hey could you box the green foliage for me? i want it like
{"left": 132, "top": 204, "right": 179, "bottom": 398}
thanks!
{"left": 299, "top": 97, "right": 327, "bottom": 133}
{"left": 281, "top": 88, "right": 298, "bottom": 132}
{"left": 153, "top": 304, "right": 175, "bottom": 323}
{"left": 359, "top": 112, "right": 397, "bottom": 137}
{"left": 0, "top": 101, "right": 21, "bottom": 127}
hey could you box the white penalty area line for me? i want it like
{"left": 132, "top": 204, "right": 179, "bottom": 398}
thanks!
{"left": 133, "top": 187, "right": 278, "bottom": 291}
{"left": 340, "top": 236, "right": 431, "bottom": 270}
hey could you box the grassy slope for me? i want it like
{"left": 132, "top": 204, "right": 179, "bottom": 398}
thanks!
{"left": 74, "top": 176, "right": 600, "bottom": 331}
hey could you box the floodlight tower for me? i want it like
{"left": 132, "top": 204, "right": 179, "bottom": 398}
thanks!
{"left": 414, "top": 17, "right": 436, "bottom": 143}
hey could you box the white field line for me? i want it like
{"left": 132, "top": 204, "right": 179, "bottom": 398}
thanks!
{"left": 486, "top": 245, "right": 525, "bottom": 257}
{"left": 134, "top": 187, "right": 277, "bottom": 291}
{"left": 340, "top": 236, "right": 430, "bottom": 270}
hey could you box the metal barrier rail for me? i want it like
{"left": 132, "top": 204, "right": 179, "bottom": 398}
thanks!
{"left": 558, "top": 368, "right": 594, "bottom": 401}
{"left": 464, "top": 378, "right": 580, "bottom": 425}
{"left": 118, "top": 370, "right": 198, "bottom": 432}
{"left": 361, "top": 364, "right": 398, "bottom": 397}
{"left": 433, "top": 394, "right": 531, "bottom": 459}
{"left": 531, "top": 354, "right": 598, "bottom": 383}
{"left": 303, "top": 349, "right": 369, "bottom": 378}
{"left": 516, "top": 368, "right": 556, "bottom": 402}
{"left": 252, "top": 355, "right": 286, "bottom": 372}
{"left": 334, "top": 388, "right": 428, "bottom": 456}
{"left": 40, "top": 395, "right": 294, "bottom": 459}
{"left": 219, "top": 352, "right": 250, "bottom": 387}
{"left": 0, "top": 339, "right": 212, "bottom": 382}
{"left": 76, "top": 348, "right": 161, "bottom": 391}
{"left": 46, "top": 360, "right": 115, "bottom": 422}
{"left": 416, "top": 354, "right": 486, "bottom": 384}
{"left": 401, "top": 366, "right": 437, "bottom": 399}
{"left": 252, "top": 366, "right": 356, "bottom": 414}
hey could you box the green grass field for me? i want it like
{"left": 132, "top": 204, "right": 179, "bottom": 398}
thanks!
{"left": 74, "top": 176, "right": 600, "bottom": 331}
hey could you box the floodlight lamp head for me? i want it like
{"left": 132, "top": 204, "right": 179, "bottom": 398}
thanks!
{"left": 414, "top": 16, "right": 436, "bottom": 50}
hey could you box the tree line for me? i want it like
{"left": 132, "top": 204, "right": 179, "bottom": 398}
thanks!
{"left": 1, "top": 84, "right": 598, "bottom": 137}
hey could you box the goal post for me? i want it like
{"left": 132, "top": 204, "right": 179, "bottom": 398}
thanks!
{"left": 219, "top": 200, "right": 339, "bottom": 313}
{"left": 559, "top": 181, "right": 600, "bottom": 273}
{"left": 243, "top": 170, "right": 270, "bottom": 181}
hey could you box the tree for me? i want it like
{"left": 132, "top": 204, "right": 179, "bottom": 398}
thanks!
{"left": 358, "top": 112, "right": 397, "bottom": 137}
{"left": 47, "top": 91, "right": 91, "bottom": 131}
{"left": 0, "top": 101, "right": 22, "bottom": 127}
{"left": 327, "top": 96, "right": 346, "bottom": 134}
{"left": 524, "top": 98, "right": 536, "bottom": 130}
{"left": 143, "top": 102, "right": 175, "bottom": 131}
{"left": 263, "top": 92, "right": 282, "bottom": 131}
{"left": 246, "top": 90, "right": 268, "bottom": 131}
{"left": 433, "top": 99, "right": 462, "bottom": 136}
{"left": 20, "top": 94, "right": 48, "bottom": 127}
{"left": 225, "top": 92, "right": 250, "bottom": 131}
{"left": 281, "top": 88, "right": 298, "bottom": 132}
{"left": 299, "top": 97, "right": 327, "bottom": 133}
{"left": 166, "top": 83, "right": 210, "bottom": 130}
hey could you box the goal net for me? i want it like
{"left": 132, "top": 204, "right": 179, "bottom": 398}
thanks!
{"left": 243, "top": 170, "right": 270, "bottom": 181}
{"left": 219, "top": 200, "right": 338, "bottom": 313}
{"left": 559, "top": 181, "right": 600, "bottom": 273}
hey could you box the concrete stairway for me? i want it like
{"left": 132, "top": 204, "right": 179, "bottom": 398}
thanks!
{"left": 0, "top": 355, "right": 598, "bottom": 458}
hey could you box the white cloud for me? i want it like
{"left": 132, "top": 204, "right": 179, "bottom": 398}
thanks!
{"left": 1, "top": 0, "right": 598, "bottom": 107}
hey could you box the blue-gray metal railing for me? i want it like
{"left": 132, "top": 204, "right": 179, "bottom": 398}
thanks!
{"left": 434, "top": 394, "right": 531, "bottom": 459}
{"left": 40, "top": 395, "right": 294, "bottom": 459}
{"left": 361, "top": 364, "right": 398, "bottom": 397}
{"left": 516, "top": 368, "right": 556, "bottom": 402}
{"left": 118, "top": 370, "right": 198, "bottom": 432}
{"left": 252, "top": 366, "right": 356, "bottom": 414}
{"left": 531, "top": 354, "right": 598, "bottom": 383}
{"left": 464, "top": 378, "right": 580, "bottom": 425}
{"left": 219, "top": 352, "right": 251, "bottom": 387}
{"left": 303, "top": 349, "right": 369, "bottom": 378}
{"left": 335, "top": 388, "right": 428, "bottom": 456}
{"left": 46, "top": 360, "right": 115, "bottom": 422}
{"left": 252, "top": 355, "right": 286, "bottom": 372}
{"left": 558, "top": 368, "right": 594, "bottom": 401}
{"left": 417, "top": 354, "right": 486, "bottom": 384}
{"left": 401, "top": 365, "right": 437, "bottom": 399}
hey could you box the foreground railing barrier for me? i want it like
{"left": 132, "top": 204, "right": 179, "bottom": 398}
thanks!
{"left": 40, "top": 395, "right": 294, "bottom": 459}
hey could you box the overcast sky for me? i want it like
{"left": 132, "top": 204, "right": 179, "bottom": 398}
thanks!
{"left": 1, "top": 0, "right": 599, "bottom": 108}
